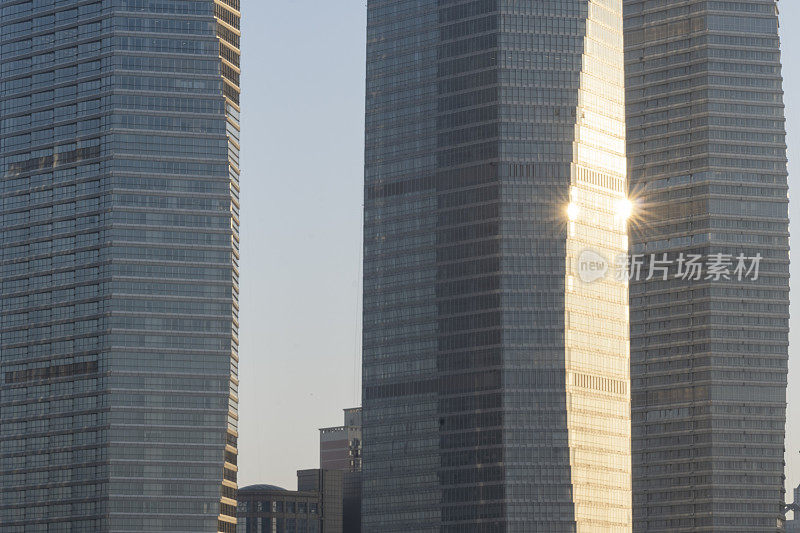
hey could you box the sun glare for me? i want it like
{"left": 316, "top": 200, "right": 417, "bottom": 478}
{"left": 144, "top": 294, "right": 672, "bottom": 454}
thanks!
{"left": 567, "top": 203, "right": 580, "bottom": 221}
{"left": 616, "top": 198, "right": 634, "bottom": 220}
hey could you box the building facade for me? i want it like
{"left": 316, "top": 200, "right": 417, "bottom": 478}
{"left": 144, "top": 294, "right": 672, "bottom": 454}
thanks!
{"left": 0, "top": 1, "right": 241, "bottom": 531}
{"left": 236, "top": 470, "right": 343, "bottom": 533}
{"left": 789, "top": 485, "right": 800, "bottom": 533}
{"left": 624, "top": 1, "right": 789, "bottom": 531}
{"left": 237, "top": 484, "right": 323, "bottom": 533}
{"left": 319, "top": 408, "right": 362, "bottom": 472}
{"left": 297, "top": 470, "right": 344, "bottom": 533}
{"left": 363, "top": 1, "right": 632, "bottom": 531}
{"left": 319, "top": 408, "right": 361, "bottom": 533}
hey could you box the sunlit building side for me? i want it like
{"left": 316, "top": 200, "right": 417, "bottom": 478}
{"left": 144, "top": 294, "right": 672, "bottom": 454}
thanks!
{"left": 362, "top": 1, "right": 631, "bottom": 530}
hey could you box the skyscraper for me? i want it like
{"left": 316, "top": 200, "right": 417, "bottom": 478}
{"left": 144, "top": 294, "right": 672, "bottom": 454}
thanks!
{"left": 624, "top": 1, "right": 789, "bottom": 531}
{"left": 363, "top": 1, "right": 632, "bottom": 531}
{"left": 0, "top": 1, "right": 241, "bottom": 531}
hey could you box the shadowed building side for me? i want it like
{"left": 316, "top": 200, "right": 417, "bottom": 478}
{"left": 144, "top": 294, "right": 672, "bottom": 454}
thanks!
{"left": 0, "top": 1, "right": 241, "bottom": 531}
{"left": 624, "top": 1, "right": 789, "bottom": 530}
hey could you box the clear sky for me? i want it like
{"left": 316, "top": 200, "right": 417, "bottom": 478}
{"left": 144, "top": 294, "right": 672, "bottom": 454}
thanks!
{"left": 237, "top": 0, "right": 800, "bottom": 496}
{"left": 237, "top": 1, "right": 367, "bottom": 490}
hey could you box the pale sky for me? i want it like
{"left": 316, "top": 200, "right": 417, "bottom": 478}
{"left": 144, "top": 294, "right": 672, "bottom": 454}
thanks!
{"left": 237, "top": 1, "right": 800, "bottom": 496}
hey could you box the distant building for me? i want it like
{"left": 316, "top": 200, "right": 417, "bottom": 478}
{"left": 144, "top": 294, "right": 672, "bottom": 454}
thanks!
{"left": 320, "top": 408, "right": 362, "bottom": 533}
{"left": 786, "top": 485, "right": 800, "bottom": 533}
{"left": 340, "top": 471, "right": 361, "bottom": 533}
{"left": 320, "top": 408, "right": 362, "bottom": 471}
{"left": 237, "top": 484, "right": 321, "bottom": 533}
{"left": 298, "top": 469, "right": 344, "bottom": 533}
{"left": 237, "top": 470, "right": 343, "bottom": 533}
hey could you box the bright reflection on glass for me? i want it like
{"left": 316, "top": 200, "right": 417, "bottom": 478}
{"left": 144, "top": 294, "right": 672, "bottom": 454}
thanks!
{"left": 616, "top": 198, "right": 634, "bottom": 220}
{"left": 567, "top": 203, "right": 580, "bottom": 221}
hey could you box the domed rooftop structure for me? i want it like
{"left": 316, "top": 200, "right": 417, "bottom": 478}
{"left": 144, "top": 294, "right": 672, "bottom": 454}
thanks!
{"left": 237, "top": 484, "right": 287, "bottom": 493}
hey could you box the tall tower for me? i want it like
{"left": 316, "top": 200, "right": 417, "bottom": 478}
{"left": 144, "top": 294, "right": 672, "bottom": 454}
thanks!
{"left": 624, "top": 1, "right": 789, "bottom": 531}
{"left": 0, "top": 1, "right": 241, "bottom": 531}
{"left": 362, "top": 1, "right": 632, "bottom": 531}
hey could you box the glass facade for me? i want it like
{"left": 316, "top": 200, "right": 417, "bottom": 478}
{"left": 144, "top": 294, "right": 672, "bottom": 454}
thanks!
{"left": 624, "top": 1, "right": 789, "bottom": 531}
{"left": 0, "top": 1, "right": 241, "bottom": 531}
{"left": 363, "top": 1, "right": 631, "bottom": 531}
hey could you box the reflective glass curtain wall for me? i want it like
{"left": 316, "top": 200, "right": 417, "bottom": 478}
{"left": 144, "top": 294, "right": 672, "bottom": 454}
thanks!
{"left": 362, "top": 1, "right": 440, "bottom": 531}
{"left": 0, "top": 1, "right": 240, "bottom": 531}
{"left": 363, "top": 1, "right": 631, "bottom": 531}
{"left": 624, "top": 1, "right": 789, "bottom": 531}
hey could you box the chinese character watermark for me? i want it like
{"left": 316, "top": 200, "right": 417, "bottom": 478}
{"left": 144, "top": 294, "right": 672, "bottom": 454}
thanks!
{"left": 576, "top": 251, "right": 763, "bottom": 284}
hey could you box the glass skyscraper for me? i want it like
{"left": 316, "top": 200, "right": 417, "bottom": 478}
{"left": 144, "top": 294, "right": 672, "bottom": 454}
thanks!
{"left": 624, "top": 1, "right": 789, "bottom": 531}
{"left": 363, "top": 1, "right": 632, "bottom": 531}
{"left": 0, "top": 1, "right": 241, "bottom": 531}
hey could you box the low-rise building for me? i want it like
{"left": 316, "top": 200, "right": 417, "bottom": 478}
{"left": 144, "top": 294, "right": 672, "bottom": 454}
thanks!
{"left": 237, "top": 470, "right": 343, "bottom": 533}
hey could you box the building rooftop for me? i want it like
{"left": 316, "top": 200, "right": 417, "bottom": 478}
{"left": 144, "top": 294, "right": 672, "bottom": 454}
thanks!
{"left": 238, "top": 484, "right": 287, "bottom": 493}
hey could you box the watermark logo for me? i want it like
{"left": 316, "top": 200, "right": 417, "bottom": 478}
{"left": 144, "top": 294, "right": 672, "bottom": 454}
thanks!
{"left": 577, "top": 250, "right": 608, "bottom": 283}
{"left": 575, "top": 252, "right": 763, "bottom": 283}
